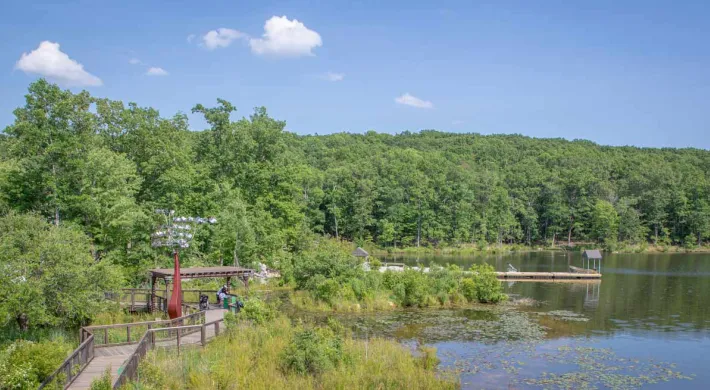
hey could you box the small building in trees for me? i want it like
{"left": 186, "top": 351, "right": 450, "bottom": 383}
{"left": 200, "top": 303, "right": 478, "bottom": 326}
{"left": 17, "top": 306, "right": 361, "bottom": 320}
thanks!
{"left": 352, "top": 247, "right": 369, "bottom": 260}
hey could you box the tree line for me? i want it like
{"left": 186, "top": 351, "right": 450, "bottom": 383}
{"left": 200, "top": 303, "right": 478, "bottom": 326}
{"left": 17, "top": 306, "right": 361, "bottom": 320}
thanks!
{"left": 2, "top": 80, "right": 710, "bottom": 282}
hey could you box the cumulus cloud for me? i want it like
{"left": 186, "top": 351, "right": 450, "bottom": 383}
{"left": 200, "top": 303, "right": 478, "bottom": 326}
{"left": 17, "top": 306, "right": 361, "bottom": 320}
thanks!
{"left": 395, "top": 93, "right": 433, "bottom": 109}
{"left": 145, "top": 67, "right": 168, "bottom": 76}
{"left": 202, "top": 28, "right": 246, "bottom": 50}
{"left": 15, "top": 41, "right": 102, "bottom": 87}
{"left": 322, "top": 72, "right": 344, "bottom": 82}
{"left": 249, "top": 16, "right": 322, "bottom": 56}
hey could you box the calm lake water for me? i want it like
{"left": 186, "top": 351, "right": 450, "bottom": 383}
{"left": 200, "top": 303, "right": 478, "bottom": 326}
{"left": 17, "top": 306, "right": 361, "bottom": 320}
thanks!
{"left": 367, "top": 252, "right": 710, "bottom": 389}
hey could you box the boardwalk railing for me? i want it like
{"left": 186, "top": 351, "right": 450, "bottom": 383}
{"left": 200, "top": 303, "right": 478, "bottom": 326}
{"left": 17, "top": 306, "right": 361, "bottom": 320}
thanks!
{"left": 107, "top": 288, "right": 222, "bottom": 312}
{"left": 40, "top": 306, "right": 203, "bottom": 389}
{"left": 38, "top": 335, "right": 95, "bottom": 389}
{"left": 80, "top": 310, "right": 205, "bottom": 347}
{"left": 113, "top": 316, "right": 229, "bottom": 389}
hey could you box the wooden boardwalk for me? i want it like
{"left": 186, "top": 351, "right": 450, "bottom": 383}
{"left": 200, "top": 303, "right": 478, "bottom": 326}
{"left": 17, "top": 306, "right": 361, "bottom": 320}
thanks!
{"left": 67, "top": 309, "right": 227, "bottom": 390}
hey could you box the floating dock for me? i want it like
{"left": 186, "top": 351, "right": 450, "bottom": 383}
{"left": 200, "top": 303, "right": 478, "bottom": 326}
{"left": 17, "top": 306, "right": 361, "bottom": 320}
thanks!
{"left": 376, "top": 263, "right": 601, "bottom": 281}
{"left": 496, "top": 271, "right": 601, "bottom": 280}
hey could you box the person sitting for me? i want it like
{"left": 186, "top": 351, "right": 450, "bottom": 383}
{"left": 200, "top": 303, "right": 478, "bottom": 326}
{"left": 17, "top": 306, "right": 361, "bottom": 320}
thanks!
{"left": 216, "top": 285, "right": 228, "bottom": 303}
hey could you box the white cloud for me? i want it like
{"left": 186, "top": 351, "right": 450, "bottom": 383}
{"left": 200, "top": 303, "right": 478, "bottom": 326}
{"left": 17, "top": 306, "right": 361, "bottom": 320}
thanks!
{"left": 15, "top": 41, "right": 102, "bottom": 87}
{"left": 322, "top": 72, "right": 344, "bottom": 82}
{"left": 249, "top": 16, "right": 322, "bottom": 56}
{"left": 145, "top": 67, "right": 168, "bottom": 76}
{"left": 395, "top": 93, "right": 433, "bottom": 109}
{"left": 128, "top": 58, "right": 142, "bottom": 65}
{"left": 202, "top": 28, "right": 246, "bottom": 50}
{"left": 187, "top": 34, "right": 196, "bottom": 43}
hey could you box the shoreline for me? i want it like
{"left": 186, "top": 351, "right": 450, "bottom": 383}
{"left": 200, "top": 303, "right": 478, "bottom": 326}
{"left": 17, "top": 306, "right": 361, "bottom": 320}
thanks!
{"left": 369, "top": 244, "right": 710, "bottom": 257}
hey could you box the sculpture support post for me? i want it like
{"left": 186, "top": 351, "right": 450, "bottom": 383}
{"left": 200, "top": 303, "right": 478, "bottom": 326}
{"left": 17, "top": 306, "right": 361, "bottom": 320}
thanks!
{"left": 167, "top": 250, "right": 182, "bottom": 319}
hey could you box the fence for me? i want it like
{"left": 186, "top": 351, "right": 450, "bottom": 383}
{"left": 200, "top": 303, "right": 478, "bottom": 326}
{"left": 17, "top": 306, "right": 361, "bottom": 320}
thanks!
{"left": 112, "top": 315, "right": 229, "bottom": 388}
{"left": 39, "top": 310, "right": 205, "bottom": 389}
{"left": 38, "top": 335, "right": 95, "bottom": 389}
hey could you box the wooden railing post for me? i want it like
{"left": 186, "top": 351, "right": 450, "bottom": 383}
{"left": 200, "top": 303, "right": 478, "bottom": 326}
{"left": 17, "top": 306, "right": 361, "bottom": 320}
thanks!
{"left": 201, "top": 325, "right": 206, "bottom": 346}
{"left": 215, "top": 321, "right": 220, "bottom": 336}
{"left": 104, "top": 328, "right": 108, "bottom": 345}
{"left": 127, "top": 326, "right": 131, "bottom": 343}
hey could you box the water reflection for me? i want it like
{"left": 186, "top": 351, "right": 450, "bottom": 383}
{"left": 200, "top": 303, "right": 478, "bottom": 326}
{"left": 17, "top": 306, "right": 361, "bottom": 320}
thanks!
{"left": 376, "top": 252, "right": 710, "bottom": 388}
{"left": 385, "top": 252, "right": 710, "bottom": 336}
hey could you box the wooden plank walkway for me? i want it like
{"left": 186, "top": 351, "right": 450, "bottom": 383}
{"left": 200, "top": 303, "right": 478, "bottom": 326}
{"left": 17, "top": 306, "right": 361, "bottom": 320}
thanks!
{"left": 67, "top": 309, "right": 227, "bottom": 390}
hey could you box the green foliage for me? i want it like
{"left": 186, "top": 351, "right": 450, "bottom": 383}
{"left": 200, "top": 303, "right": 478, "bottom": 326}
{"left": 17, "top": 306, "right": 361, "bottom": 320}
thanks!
{"left": 370, "top": 258, "right": 382, "bottom": 270}
{"left": 386, "top": 270, "right": 433, "bottom": 307}
{"left": 0, "top": 213, "right": 123, "bottom": 330}
{"left": 590, "top": 200, "right": 619, "bottom": 246}
{"left": 13, "top": 78, "right": 710, "bottom": 387}
{"left": 469, "top": 264, "right": 507, "bottom": 303}
{"left": 461, "top": 278, "right": 477, "bottom": 302}
{"left": 306, "top": 275, "right": 341, "bottom": 304}
{"left": 131, "top": 315, "right": 456, "bottom": 389}
{"left": 240, "top": 298, "right": 277, "bottom": 325}
{"left": 89, "top": 368, "right": 113, "bottom": 390}
{"left": 280, "top": 328, "right": 344, "bottom": 375}
{"left": 0, "top": 339, "right": 72, "bottom": 389}
{"left": 288, "top": 238, "right": 363, "bottom": 289}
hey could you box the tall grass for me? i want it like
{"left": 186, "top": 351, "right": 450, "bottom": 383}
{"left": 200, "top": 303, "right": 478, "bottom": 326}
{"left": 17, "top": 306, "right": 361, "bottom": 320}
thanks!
{"left": 127, "top": 315, "right": 458, "bottom": 390}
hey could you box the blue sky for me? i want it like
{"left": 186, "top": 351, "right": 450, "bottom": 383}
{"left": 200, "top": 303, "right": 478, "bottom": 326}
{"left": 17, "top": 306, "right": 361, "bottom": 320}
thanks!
{"left": 2, "top": 0, "right": 709, "bottom": 148}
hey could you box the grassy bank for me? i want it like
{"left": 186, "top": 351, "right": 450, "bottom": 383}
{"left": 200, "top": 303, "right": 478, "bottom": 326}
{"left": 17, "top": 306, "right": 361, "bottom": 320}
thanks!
{"left": 125, "top": 313, "right": 458, "bottom": 390}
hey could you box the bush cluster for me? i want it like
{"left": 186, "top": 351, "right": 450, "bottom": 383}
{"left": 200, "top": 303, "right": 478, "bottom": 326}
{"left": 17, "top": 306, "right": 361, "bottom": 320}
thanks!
{"left": 280, "top": 328, "right": 344, "bottom": 375}
{"left": 382, "top": 264, "right": 507, "bottom": 307}
{"left": 286, "top": 238, "right": 507, "bottom": 310}
{"left": 0, "top": 339, "right": 72, "bottom": 389}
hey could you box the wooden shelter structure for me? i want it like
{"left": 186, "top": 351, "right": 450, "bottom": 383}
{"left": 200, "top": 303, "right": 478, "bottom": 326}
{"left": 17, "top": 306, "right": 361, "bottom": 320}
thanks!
{"left": 582, "top": 250, "right": 603, "bottom": 272}
{"left": 148, "top": 266, "right": 254, "bottom": 313}
{"left": 352, "top": 247, "right": 369, "bottom": 259}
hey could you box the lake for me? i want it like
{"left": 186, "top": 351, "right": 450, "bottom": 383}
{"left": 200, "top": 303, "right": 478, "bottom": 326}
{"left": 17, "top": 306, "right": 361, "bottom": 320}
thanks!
{"left": 360, "top": 252, "right": 710, "bottom": 389}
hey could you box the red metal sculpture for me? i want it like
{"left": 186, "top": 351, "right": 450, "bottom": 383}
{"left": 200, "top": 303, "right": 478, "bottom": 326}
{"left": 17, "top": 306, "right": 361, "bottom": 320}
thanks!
{"left": 167, "top": 250, "right": 182, "bottom": 319}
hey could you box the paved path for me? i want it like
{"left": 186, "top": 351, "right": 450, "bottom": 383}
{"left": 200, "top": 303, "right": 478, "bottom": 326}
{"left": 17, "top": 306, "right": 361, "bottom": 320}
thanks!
{"left": 68, "top": 309, "right": 227, "bottom": 390}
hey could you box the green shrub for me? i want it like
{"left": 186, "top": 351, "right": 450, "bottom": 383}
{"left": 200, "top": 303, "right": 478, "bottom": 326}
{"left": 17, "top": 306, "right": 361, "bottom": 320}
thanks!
{"left": 89, "top": 368, "right": 113, "bottom": 390}
{"left": 684, "top": 234, "right": 698, "bottom": 250}
{"left": 390, "top": 270, "right": 430, "bottom": 307}
{"left": 223, "top": 311, "right": 238, "bottom": 329}
{"left": 0, "top": 339, "right": 72, "bottom": 389}
{"left": 241, "top": 298, "right": 277, "bottom": 325}
{"left": 469, "top": 264, "right": 507, "bottom": 303}
{"left": 280, "top": 328, "right": 344, "bottom": 375}
{"left": 461, "top": 278, "right": 477, "bottom": 302}
{"left": 290, "top": 238, "right": 363, "bottom": 289}
{"left": 306, "top": 275, "right": 341, "bottom": 304}
{"left": 370, "top": 258, "right": 382, "bottom": 270}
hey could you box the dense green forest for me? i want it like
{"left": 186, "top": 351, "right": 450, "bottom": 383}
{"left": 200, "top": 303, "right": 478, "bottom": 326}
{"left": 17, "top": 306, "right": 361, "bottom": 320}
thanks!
{"left": 2, "top": 80, "right": 710, "bottom": 281}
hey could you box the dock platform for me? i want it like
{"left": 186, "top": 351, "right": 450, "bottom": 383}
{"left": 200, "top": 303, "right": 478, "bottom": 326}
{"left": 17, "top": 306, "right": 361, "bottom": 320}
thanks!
{"left": 496, "top": 271, "right": 601, "bottom": 280}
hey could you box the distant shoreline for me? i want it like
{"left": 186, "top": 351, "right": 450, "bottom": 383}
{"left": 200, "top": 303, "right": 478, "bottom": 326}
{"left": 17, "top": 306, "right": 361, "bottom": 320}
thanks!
{"left": 369, "top": 244, "right": 710, "bottom": 257}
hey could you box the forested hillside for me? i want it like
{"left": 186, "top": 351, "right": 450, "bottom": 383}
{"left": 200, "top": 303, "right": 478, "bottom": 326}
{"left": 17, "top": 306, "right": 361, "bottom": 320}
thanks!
{"left": 2, "top": 81, "right": 709, "bottom": 279}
